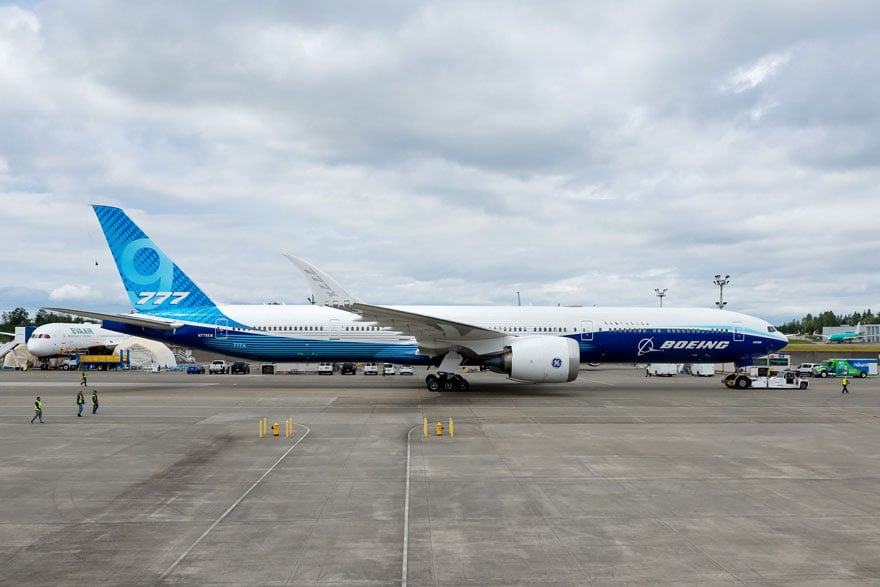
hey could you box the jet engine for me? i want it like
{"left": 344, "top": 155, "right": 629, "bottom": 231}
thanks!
{"left": 484, "top": 336, "right": 580, "bottom": 383}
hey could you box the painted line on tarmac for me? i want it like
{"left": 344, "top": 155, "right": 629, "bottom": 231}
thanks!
{"left": 575, "top": 375, "right": 616, "bottom": 386}
{"left": 158, "top": 424, "right": 311, "bottom": 583}
{"left": 402, "top": 425, "right": 418, "bottom": 587}
{"left": 0, "top": 381, "right": 219, "bottom": 387}
{"left": 772, "top": 394, "right": 880, "bottom": 422}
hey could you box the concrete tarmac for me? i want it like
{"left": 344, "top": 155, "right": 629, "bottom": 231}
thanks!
{"left": 1, "top": 366, "right": 879, "bottom": 586}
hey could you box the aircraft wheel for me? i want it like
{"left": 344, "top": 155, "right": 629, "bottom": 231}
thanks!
{"left": 457, "top": 377, "right": 470, "bottom": 391}
{"left": 426, "top": 374, "right": 440, "bottom": 391}
{"left": 442, "top": 377, "right": 455, "bottom": 391}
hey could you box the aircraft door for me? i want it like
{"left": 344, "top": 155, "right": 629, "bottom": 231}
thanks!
{"left": 329, "top": 319, "right": 341, "bottom": 340}
{"left": 215, "top": 318, "right": 228, "bottom": 339}
{"left": 733, "top": 322, "right": 744, "bottom": 342}
{"left": 580, "top": 320, "right": 594, "bottom": 342}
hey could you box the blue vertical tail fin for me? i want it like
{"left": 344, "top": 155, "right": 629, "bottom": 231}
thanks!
{"left": 93, "top": 205, "right": 224, "bottom": 322}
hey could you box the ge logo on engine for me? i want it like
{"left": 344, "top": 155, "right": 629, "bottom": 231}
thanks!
{"left": 551, "top": 357, "right": 563, "bottom": 369}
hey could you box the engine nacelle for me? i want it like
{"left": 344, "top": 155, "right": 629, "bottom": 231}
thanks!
{"left": 487, "top": 336, "right": 579, "bottom": 383}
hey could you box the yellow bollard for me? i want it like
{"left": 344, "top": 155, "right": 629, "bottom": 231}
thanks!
{"left": 273, "top": 421, "right": 279, "bottom": 436}
{"left": 259, "top": 419, "right": 263, "bottom": 438}
{"left": 449, "top": 417, "right": 454, "bottom": 438}
{"left": 436, "top": 421, "right": 443, "bottom": 436}
{"left": 423, "top": 418, "right": 428, "bottom": 437}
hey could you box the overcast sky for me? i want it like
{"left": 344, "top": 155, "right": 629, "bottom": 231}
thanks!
{"left": 1, "top": 1, "right": 878, "bottom": 325}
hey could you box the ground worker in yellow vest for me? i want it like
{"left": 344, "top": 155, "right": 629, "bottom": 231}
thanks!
{"left": 31, "top": 396, "right": 43, "bottom": 423}
{"left": 77, "top": 390, "right": 85, "bottom": 417}
{"left": 841, "top": 376, "right": 849, "bottom": 394}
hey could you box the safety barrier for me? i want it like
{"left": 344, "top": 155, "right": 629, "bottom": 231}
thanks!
{"left": 422, "top": 417, "right": 454, "bottom": 437}
{"left": 259, "top": 417, "right": 294, "bottom": 438}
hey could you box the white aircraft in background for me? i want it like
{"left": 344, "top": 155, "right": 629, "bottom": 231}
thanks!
{"left": 26, "top": 322, "right": 128, "bottom": 358}
{"left": 48, "top": 205, "right": 788, "bottom": 391}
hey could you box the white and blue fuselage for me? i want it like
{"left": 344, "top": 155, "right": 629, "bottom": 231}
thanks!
{"left": 100, "top": 303, "right": 785, "bottom": 366}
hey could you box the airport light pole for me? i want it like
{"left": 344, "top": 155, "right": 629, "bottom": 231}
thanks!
{"left": 654, "top": 288, "right": 667, "bottom": 307}
{"left": 714, "top": 274, "right": 730, "bottom": 310}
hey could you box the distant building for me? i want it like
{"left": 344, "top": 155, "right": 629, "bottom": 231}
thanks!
{"left": 862, "top": 325, "right": 880, "bottom": 343}
{"left": 821, "top": 324, "right": 880, "bottom": 343}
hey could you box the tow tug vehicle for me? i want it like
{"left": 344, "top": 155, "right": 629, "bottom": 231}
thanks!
{"left": 723, "top": 368, "right": 808, "bottom": 390}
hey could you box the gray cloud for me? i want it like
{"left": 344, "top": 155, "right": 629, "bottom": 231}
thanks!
{"left": 2, "top": 1, "right": 879, "bottom": 324}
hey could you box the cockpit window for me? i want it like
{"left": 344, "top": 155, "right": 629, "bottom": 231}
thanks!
{"left": 767, "top": 326, "right": 777, "bottom": 333}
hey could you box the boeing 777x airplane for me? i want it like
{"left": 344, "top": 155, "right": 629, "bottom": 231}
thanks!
{"left": 48, "top": 205, "right": 787, "bottom": 390}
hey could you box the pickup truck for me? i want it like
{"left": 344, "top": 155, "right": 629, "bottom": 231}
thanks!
{"left": 795, "top": 363, "right": 818, "bottom": 377}
{"left": 60, "top": 359, "right": 79, "bottom": 370}
{"left": 230, "top": 361, "right": 250, "bottom": 374}
{"left": 208, "top": 360, "right": 229, "bottom": 374}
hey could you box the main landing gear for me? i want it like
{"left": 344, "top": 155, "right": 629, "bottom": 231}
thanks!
{"left": 425, "top": 373, "right": 470, "bottom": 392}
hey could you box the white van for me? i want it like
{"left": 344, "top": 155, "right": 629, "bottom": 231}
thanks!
{"left": 649, "top": 363, "right": 678, "bottom": 376}
{"left": 690, "top": 364, "right": 715, "bottom": 377}
{"left": 363, "top": 362, "right": 378, "bottom": 375}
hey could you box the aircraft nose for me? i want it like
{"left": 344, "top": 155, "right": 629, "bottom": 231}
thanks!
{"left": 27, "top": 339, "right": 48, "bottom": 356}
{"left": 769, "top": 329, "right": 788, "bottom": 351}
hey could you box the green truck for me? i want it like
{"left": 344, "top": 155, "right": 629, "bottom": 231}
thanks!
{"left": 813, "top": 358, "right": 877, "bottom": 378}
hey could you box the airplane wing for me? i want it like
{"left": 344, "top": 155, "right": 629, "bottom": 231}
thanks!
{"left": 44, "top": 308, "right": 184, "bottom": 331}
{"left": 349, "top": 303, "right": 504, "bottom": 357}
{"left": 284, "top": 255, "right": 506, "bottom": 357}
{"left": 284, "top": 255, "right": 361, "bottom": 307}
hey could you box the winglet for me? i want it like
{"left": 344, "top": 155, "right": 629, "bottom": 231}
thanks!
{"left": 284, "top": 254, "right": 361, "bottom": 307}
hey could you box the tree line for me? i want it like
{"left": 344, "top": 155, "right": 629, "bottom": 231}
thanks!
{"left": 0, "top": 307, "right": 92, "bottom": 337}
{"left": 776, "top": 309, "right": 875, "bottom": 335}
